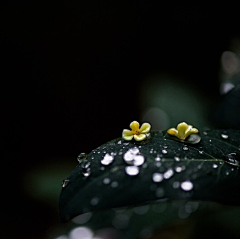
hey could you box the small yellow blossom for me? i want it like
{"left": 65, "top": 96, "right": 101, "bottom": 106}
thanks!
{"left": 122, "top": 121, "right": 151, "bottom": 141}
{"left": 167, "top": 122, "right": 199, "bottom": 140}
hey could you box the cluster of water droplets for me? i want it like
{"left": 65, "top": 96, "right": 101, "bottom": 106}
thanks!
{"left": 123, "top": 147, "right": 145, "bottom": 176}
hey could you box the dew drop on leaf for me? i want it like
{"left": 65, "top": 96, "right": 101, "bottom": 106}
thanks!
{"left": 221, "top": 133, "right": 229, "bottom": 139}
{"left": 101, "top": 153, "right": 114, "bottom": 166}
{"left": 155, "top": 162, "right": 161, "bottom": 167}
{"left": 180, "top": 181, "right": 193, "bottom": 191}
{"left": 82, "top": 169, "right": 91, "bottom": 177}
{"left": 155, "top": 155, "right": 161, "bottom": 162}
{"left": 125, "top": 166, "right": 140, "bottom": 176}
{"left": 69, "top": 226, "right": 93, "bottom": 239}
{"left": 225, "top": 153, "right": 240, "bottom": 167}
{"left": 174, "top": 156, "right": 180, "bottom": 162}
{"left": 133, "top": 205, "right": 149, "bottom": 215}
{"left": 152, "top": 173, "right": 163, "bottom": 182}
{"left": 183, "top": 145, "right": 189, "bottom": 151}
{"left": 133, "top": 155, "right": 145, "bottom": 166}
{"left": 81, "top": 161, "right": 91, "bottom": 169}
{"left": 77, "top": 153, "right": 87, "bottom": 163}
{"left": 62, "top": 179, "right": 70, "bottom": 188}
{"left": 162, "top": 149, "right": 168, "bottom": 154}
{"left": 123, "top": 148, "right": 145, "bottom": 166}
{"left": 111, "top": 181, "right": 119, "bottom": 188}
{"left": 163, "top": 169, "right": 174, "bottom": 179}
{"left": 156, "top": 187, "right": 165, "bottom": 197}
{"left": 172, "top": 181, "right": 180, "bottom": 188}
{"left": 212, "top": 164, "right": 218, "bottom": 169}
{"left": 175, "top": 166, "right": 183, "bottom": 173}
{"left": 103, "top": 177, "right": 111, "bottom": 185}
{"left": 90, "top": 197, "right": 99, "bottom": 206}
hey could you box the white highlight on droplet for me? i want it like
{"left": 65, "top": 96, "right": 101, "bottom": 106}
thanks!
{"left": 101, "top": 153, "right": 114, "bottom": 165}
{"left": 180, "top": 181, "right": 193, "bottom": 191}
{"left": 125, "top": 166, "right": 139, "bottom": 176}
{"left": 69, "top": 226, "right": 93, "bottom": 239}
{"left": 152, "top": 173, "right": 163, "bottom": 182}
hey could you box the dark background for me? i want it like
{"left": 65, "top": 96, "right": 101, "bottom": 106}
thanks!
{"left": 1, "top": 2, "right": 240, "bottom": 238}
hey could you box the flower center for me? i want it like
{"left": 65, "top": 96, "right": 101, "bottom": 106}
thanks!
{"left": 133, "top": 130, "right": 140, "bottom": 135}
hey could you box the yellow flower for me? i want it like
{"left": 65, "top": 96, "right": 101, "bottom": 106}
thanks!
{"left": 167, "top": 122, "right": 199, "bottom": 140}
{"left": 122, "top": 121, "right": 151, "bottom": 141}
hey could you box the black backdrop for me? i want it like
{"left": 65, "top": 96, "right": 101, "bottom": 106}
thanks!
{"left": 1, "top": 2, "right": 240, "bottom": 238}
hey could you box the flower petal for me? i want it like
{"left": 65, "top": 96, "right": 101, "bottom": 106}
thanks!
{"left": 134, "top": 134, "right": 146, "bottom": 141}
{"left": 130, "top": 121, "right": 140, "bottom": 131}
{"left": 139, "top": 123, "right": 151, "bottom": 133}
{"left": 122, "top": 129, "right": 134, "bottom": 141}
{"left": 186, "top": 127, "right": 199, "bottom": 138}
{"left": 167, "top": 128, "right": 178, "bottom": 137}
{"left": 177, "top": 122, "right": 190, "bottom": 140}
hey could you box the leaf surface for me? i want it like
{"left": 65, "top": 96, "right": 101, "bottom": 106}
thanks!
{"left": 59, "top": 129, "right": 240, "bottom": 222}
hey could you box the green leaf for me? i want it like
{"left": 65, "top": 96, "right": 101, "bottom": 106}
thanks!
{"left": 59, "top": 129, "right": 240, "bottom": 222}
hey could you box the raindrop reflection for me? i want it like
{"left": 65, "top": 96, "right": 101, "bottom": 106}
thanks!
{"left": 125, "top": 166, "right": 139, "bottom": 176}
{"left": 101, "top": 153, "right": 114, "bottom": 166}
{"left": 69, "top": 227, "right": 93, "bottom": 239}
{"left": 152, "top": 173, "right": 163, "bottom": 182}
{"left": 180, "top": 181, "right": 193, "bottom": 191}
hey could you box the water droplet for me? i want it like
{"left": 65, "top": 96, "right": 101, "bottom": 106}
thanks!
{"left": 101, "top": 153, "right": 114, "bottom": 166}
{"left": 163, "top": 145, "right": 168, "bottom": 149}
{"left": 123, "top": 142, "right": 129, "bottom": 146}
{"left": 163, "top": 169, "right": 174, "bottom": 179}
{"left": 221, "top": 133, "right": 229, "bottom": 139}
{"left": 155, "top": 156, "right": 161, "bottom": 162}
{"left": 117, "top": 140, "right": 122, "bottom": 144}
{"left": 155, "top": 162, "right": 162, "bottom": 167}
{"left": 162, "top": 149, "right": 168, "bottom": 154}
{"left": 225, "top": 153, "right": 240, "bottom": 166}
{"left": 172, "top": 181, "right": 180, "bottom": 188}
{"left": 69, "top": 226, "right": 93, "bottom": 239}
{"left": 81, "top": 161, "right": 91, "bottom": 169}
{"left": 156, "top": 187, "right": 165, "bottom": 197}
{"left": 62, "top": 179, "right": 70, "bottom": 188}
{"left": 133, "top": 205, "right": 149, "bottom": 215}
{"left": 90, "top": 197, "right": 99, "bottom": 206}
{"left": 77, "top": 153, "right": 87, "bottom": 163}
{"left": 125, "top": 166, "right": 139, "bottom": 176}
{"left": 174, "top": 156, "right": 180, "bottom": 162}
{"left": 226, "top": 170, "right": 230, "bottom": 176}
{"left": 198, "top": 150, "right": 204, "bottom": 155}
{"left": 132, "top": 155, "right": 145, "bottom": 166}
{"left": 183, "top": 145, "right": 189, "bottom": 151}
{"left": 82, "top": 169, "right": 91, "bottom": 177}
{"left": 152, "top": 173, "right": 163, "bottom": 182}
{"left": 111, "top": 181, "right": 119, "bottom": 188}
{"left": 175, "top": 166, "right": 183, "bottom": 173}
{"left": 130, "top": 147, "right": 140, "bottom": 154}
{"left": 103, "top": 177, "right": 111, "bottom": 184}
{"left": 123, "top": 148, "right": 145, "bottom": 166}
{"left": 212, "top": 164, "right": 218, "bottom": 169}
{"left": 180, "top": 181, "right": 193, "bottom": 191}
{"left": 203, "top": 131, "right": 208, "bottom": 135}
{"left": 142, "top": 163, "right": 148, "bottom": 168}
